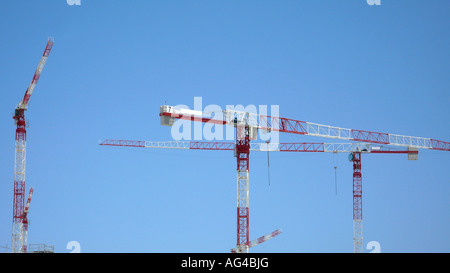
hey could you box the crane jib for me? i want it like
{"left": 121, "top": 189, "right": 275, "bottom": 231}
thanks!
{"left": 19, "top": 38, "right": 54, "bottom": 110}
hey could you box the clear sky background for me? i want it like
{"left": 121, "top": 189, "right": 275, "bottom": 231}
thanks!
{"left": 0, "top": 0, "right": 449, "bottom": 253}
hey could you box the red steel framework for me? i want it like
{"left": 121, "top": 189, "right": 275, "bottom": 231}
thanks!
{"left": 160, "top": 110, "right": 450, "bottom": 151}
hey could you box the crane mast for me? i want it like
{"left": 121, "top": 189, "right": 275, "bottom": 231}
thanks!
{"left": 235, "top": 124, "right": 251, "bottom": 253}
{"left": 11, "top": 38, "right": 53, "bottom": 253}
{"left": 11, "top": 122, "right": 26, "bottom": 253}
{"left": 160, "top": 106, "right": 450, "bottom": 151}
{"left": 350, "top": 152, "right": 363, "bottom": 253}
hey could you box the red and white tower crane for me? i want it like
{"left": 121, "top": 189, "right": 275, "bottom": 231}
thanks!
{"left": 100, "top": 138, "right": 418, "bottom": 252}
{"left": 101, "top": 103, "right": 449, "bottom": 252}
{"left": 11, "top": 38, "right": 53, "bottom": 253}
{"left": 158, "top": 105, "right": 448, "bottom": 252}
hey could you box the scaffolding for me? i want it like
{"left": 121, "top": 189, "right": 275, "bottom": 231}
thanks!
{"left": 28, "top": 244, "right": 54, "bottom": 253}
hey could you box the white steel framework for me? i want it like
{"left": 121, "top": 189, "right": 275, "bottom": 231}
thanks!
{"left": 101, "top": 139, "right": 409, "bottom": 154}
{"left": 12, "top": 137, "right": 26, "bottom": 253}
{"left": 236, "top": 169, "right": 249, "bottom": 253}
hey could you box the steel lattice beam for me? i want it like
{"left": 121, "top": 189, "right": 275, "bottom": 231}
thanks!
{"left": 160, "top": 105, "right": 450, "bottom": 151}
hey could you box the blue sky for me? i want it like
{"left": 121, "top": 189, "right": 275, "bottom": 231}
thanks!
{"left": 0, "top": 0, "right": 449, "bottom": 253}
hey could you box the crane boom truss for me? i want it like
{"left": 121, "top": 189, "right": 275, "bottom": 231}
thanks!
{"left": 100, "top": 139, "right": 418, "bottom": 155}
{"left": 160, "top": 106, "right": 450, "bottom": 151}
{"left": 18, "top": 38, "right": 54, "bottom": 110}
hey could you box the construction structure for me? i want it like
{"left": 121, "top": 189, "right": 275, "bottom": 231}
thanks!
{"left": 10, "top": 38, "right": 54, "bottom": 253}
{"left": 101, "top": 139, "right": 418, "bottom": 252}
{"left": 28, "top": 244, "right": 55, "bottom": 253}
{"left": 99, "top": 102, "right": 449, "bottom": 252}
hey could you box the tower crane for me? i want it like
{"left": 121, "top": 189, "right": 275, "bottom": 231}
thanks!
{"left": 101, "top": 103, "right": 448, "bottom": 252}
{"left": 159, "top": 105, "right": 449, "bottom": 152}
{"left": 11, "top": 38, "right": 53, "bottom": 253}
{"left": 158, "top": 104, "right": 449, "bottom": 252}
{"left": 100, "top": 138, "right": 418, "bottom": 253}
